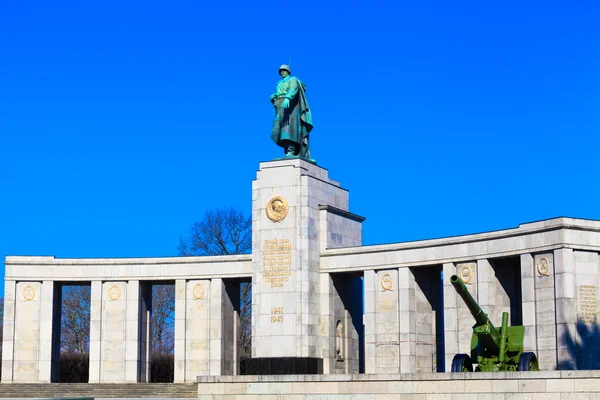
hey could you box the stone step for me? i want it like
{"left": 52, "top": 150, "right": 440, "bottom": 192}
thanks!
{"left": 0, "top": 383, "right": 197, "bottom": 398}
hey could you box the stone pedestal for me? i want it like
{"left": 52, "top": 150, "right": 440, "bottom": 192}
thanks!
{"left": 251, "top": 159, "right": 356, "bottom": 367}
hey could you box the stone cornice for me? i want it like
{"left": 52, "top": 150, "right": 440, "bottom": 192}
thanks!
{"left": 318, "top": 205, "right": 366, "bottom": 222}
{"left": 322, "top": 217, "right": 600, "bottom": 257}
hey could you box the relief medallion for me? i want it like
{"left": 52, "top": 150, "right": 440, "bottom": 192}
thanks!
{"left": 266, "top": 196, "right": 289, "bottom": 223}
{"left": 459, "top": 264, "right": 473, "bottom": 284}
{"left": 537, "top": 257, "right": 550, "bottom": 276}
{"left": 22, "top": 285, "right": 36, "bottom": 301}
{"left": 381, "top": 273, "right": 393, "bottom": 291}
{"left": 108, "top": 284, "right": 121, "bottom": 301}
{"left": 192, "top": 283, "right": 205, "bottom": 300}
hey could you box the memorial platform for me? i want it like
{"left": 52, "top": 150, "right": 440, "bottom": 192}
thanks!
{"left": 197, "top": 371, "right": 600, "bottom": 399}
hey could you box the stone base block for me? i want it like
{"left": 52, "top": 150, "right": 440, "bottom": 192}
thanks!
{"left": 241, "top": 357, "right": 323, "bottom": 375}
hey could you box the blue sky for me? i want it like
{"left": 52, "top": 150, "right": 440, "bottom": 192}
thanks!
{"left": 1, "top": 1, "right": 599, "bottom": 294}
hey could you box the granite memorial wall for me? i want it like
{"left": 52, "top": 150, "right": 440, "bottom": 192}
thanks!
{"left": 3, "top": 159, "right": 600, "bottom": 382}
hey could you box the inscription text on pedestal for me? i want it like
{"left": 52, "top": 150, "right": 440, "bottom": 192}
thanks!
{"left": 271, "top": 307, "right": 284, "bottom": 323}
{"left": 262, "top": 238, "right": 292, "bottom": 288}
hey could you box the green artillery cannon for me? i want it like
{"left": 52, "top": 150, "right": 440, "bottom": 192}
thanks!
{"left": 450, "top": 274, "right": 539, "bottom": 372}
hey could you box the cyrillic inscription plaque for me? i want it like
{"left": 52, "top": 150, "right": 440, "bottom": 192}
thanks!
{"left": 578, "top": 285, "right": 598, "bottom": 324}
{"left": 262, "top": 238, "right": 292, "bottom": 288}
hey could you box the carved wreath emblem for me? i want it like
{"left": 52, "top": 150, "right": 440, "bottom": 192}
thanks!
{"left": 266, "top": 196, "right": 289, "bottom": 222}
{"left": 459, "top": 265, "right": 473, "bottom": 284}
{"left": 381, "top": 273, "right": 393, "bottom": 291}
{"left": 108, "top": 285, "right": 121, "bottom": 301}
{"left": 22, "top": 285, "right": 36, "bottom": 301}
{"left": 537, "top": 257, "right": 550, "bottom": 276}
{"left": 192, "top": 283, "right": 205, "bottom": 300}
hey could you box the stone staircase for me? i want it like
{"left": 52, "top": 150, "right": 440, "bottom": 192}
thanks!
{"left": 0, "top": 383, "right": 197, "bottom": 398}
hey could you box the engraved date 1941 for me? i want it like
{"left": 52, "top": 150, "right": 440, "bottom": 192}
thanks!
{"left": 271, "top": 307, "right": 284, "bottom": 323}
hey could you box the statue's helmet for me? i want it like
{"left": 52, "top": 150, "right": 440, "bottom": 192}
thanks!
{"left": 278, "top": 64, "right": 291, "bottom": 75}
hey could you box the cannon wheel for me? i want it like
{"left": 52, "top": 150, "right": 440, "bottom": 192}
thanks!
{"left": 451, "top": 354, "right": 473, "bottom": 372}
{"left": 518, "top": 352, "right": 539, "bottom": 371}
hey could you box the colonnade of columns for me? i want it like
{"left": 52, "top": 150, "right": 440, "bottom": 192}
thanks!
{"left": 2, "top": 247, "right": 598, "bottom": 381}
{"left": 1, "top": 278, "right": 239, "bottom": 383}
{"left": 354, "top": 248, "right": 596, "bottom": 374}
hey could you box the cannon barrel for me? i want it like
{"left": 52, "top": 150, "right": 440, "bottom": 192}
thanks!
{"left": 449, "top": 274, "right": 534, "bottom": 371}
{"left": 450, "top": 274, "right": 491, "bottom": 327}
{"left": 450, "top": 274, "right": 501, "bottom": 354}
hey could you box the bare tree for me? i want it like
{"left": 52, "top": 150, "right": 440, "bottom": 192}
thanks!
{"left": 238, "top": 282, "right": 251, "bottom": 360}
{"left": 178, "top": 208, "right": 252, "bottom": 256}
{"left": 151, "top": 285, "right": 175, "bottom": 354}
{"left": 60, "top": 285, "right": 90, "bottom": 353}
{"left": 179, "top": 207, "right": 252, "bottom": 360}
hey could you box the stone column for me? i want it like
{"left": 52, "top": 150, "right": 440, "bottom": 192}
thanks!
{"left": 455, "top": 262, "right": 478, "bottom": 357}
{"left": 185, "top": 279, "right": 210, "bottom": 380}
{"left": 318, "top": 273, "right": 334, "bottom": 374}
{"left": 532, "top": 252, "right": 558, "bottom": 370}
{"left": 174, "top": 279, "right": 187, "bottom": 382}
{"left": 363, "top": 269, "right": 376, "bottom": 374}
{"left": 374, "top": 269, "right": 400, "bottom": 373}
{"left": 442, "top": 263, "right": 457, "bottom": 372}
{"left": 209, "top": 278, "right": 224, "bottom": 376}
{"left": 232, "top": 296, "right": 241, "bottom": 376}
{"left": 398, "top": 268, "right": 416, "bottom": 373}
{"left": 1, "top": 281, "right": 16, "bottom": 382}
{"left": 520, "top": 254, "right": 537, "bottom": 355}
{"left": 38, "top": 281, "right": 55, "bottom": 382}
{"left": 88, "top": 280, "right": 102, "bottom": 383}
{"left": 574, "top": 250, "right": 600, "bottom": 369}
{"left": 100, "top": 281, "right": 127, "bottom": 382}
{"left": 13, "top": 281, "right": 42, "bottom": 382}
{"left": 137, "top": 283, "right": 151, "bottom": 382}
{"left": 124, "top": 280, "right": 142, "bottom": 382}
{"left": 554, "top": 248, "right": 576, "bottom": 369}
{"left": 476, "top": 259, "right": 498, "bottom": 322}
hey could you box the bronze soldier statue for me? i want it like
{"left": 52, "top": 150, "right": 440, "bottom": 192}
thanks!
{"left": 270, "top": 65, "right": 314, "bottom": 163}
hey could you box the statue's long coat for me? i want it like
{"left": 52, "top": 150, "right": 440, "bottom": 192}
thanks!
{"left": 270, "top": 76, "right": 313, "bottom": 155}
